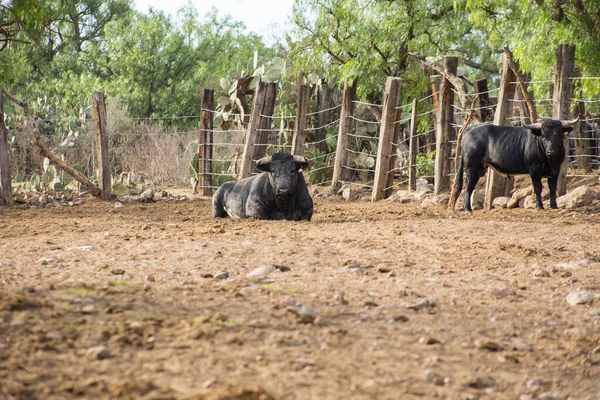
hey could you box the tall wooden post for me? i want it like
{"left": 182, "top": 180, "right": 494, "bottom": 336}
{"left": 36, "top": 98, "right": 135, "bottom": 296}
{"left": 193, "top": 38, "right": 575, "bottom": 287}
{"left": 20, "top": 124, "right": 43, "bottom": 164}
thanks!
{"left": 198, "top": 89, "right": 214, "bottom": 195}
{"left": 408, "top": 98, "right": 419, "bottom": 192}
{"left": 315, "top": 83, "right": 333, "bottom": 153}
{"left": 553, "top": 44, "right": 575, "bottom": 195}
{"left": 331, "top": 79, "right": 355, "bottom": 193}
{"left": 92, "top": 92, "right": 111, "bottom": 200}
{"left": 484, "top": 55, "right": 517, "bottom": 209}
{"left": 384, "top": 107, "right": 402, "bottom": 199}
{"left": 239, "top": 82, "right": 277, "bottom": 179}
{"left": 427, "top": 76, "right": 442, "bottom": 153}
{"left": 291, "top": 84, "right": 310, "bottom": 156}
{"left": 0, "top": 89, "right": 14, "bottom": 206}
{"left": 373, "top": 77, "right": 402, "bottom": 201}
{"left": 474, "top": 79, "right": 491, "bottom": 122}
{"left": 572, "top": 101, "right": 589, "bottom": 169}
{"left": 434, "top": 56, "right": 457, "bottom": 194}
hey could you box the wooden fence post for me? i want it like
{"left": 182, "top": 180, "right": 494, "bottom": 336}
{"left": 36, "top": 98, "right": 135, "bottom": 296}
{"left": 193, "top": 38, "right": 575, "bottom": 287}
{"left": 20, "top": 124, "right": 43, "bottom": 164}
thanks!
{"left": 291, "top": 84, "right": 310, "bottom": 156}
{"left": 572, "top": 101, "right": 589, "bottom": 169}
{"left": 198, "top": 89, "right": 214, "bottom": 195}
{"left": 0, "top": 89, "right": 14, "bottom": 206}
{"left": 92, "top": 92, "right": 111, "bottom": 200}
{"left": 373, "top": 77, "right": 402, "bottom": 201}
{"left": 433, "top": 56, "right": 457, "bottom": 194}
{"left": 331, "top": 78, "right": 355, "bottom": 193}
{"left": 408, "top": 98, "right": 419, "bottom": 192}
{"left": 474, "top": 79, "right": 490, "bottom": 122}
{"left": 427, "top": 75, "right": 442, "bottom": 153}
{"left": 315, "top": 83, "right": 332, "bottom": 153}
{"left": 484, "top": 54, "right": 517, "bottom": 209}
{"left": 553, "top": 44, "right": 575, "bottom": 195}
{"left": 239, "top": 81, "right": 277, "bottom": 179}
{"left": 384, "top": 109, "right": 402, "bottom": 199}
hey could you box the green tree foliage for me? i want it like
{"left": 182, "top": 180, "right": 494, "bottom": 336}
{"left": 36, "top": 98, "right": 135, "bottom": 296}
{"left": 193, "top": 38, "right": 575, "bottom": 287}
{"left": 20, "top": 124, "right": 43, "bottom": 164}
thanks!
{"left": 290, "top": 0, "right": 600, "bottom": 102}
{"left": 2, "top": 1, "right": 272, "bottom": 122}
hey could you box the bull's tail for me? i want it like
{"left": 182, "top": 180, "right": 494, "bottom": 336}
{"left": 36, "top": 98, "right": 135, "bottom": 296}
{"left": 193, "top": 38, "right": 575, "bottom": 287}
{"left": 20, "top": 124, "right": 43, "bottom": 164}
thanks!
{"left": 448, "top": 154, "right": 464, "bottom": 210}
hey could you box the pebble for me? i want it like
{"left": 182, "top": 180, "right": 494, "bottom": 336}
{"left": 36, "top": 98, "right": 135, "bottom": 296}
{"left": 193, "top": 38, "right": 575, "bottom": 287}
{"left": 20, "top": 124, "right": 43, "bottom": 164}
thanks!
{"left": 286, "top": 305, "right": 320, "bottom": 324}
{"left": 114, "top": 202, "right": 124, "bottom": 209}
{"left": 81, "top": 305, "right": 96, "bottom": 314}
{"left": 46, "top": 330, "right": 64, "bottom": 342}
{"left": 406, "top": 297, "right": 438, "bottom": 311}
{"left": 247, "top": 265, "right": 277, "bottom": 277}
{"left": 526, "top": 378, "right": 547, "bottom": 390}
{"left": 566, "top": 291, "right": 594, "bottom": 306}
{"left": 475, "top": 339, "right": 503, "bottom": 352}
{"left": 589, "top": 309, "right": 600, "bottom": 316}
{"left": 377, "top": 265, "right": 391, "bottom": 273}
{"left": 466, "top": 376, "right": 496, "bottom": 389}
{"left": 38, "top": 257, "right": 59, "bottom": 264}
{"left": 486, "top": 286, "right": 517, "bottom": 298}
{"left": 86, "top": 346, "right": 111, "bottom": 360}
{"left": 279, "top": 297, "right": 297, "bottom": 307}
{"left": 147, "top": 275, "right": 156, "bottom": 282}
{"left": 531, "top": 267, "right": 550, "bottom": 278}
{"left": 214, "top": 271, "right": 229, "bottom": 280}
{"left": 424, "top": 370, "right": 445, "bottom": 386}
{"left": 419, "top": 335, "right": 440, "bottom": 345}
{"left": 111, "top": 269, "right": 125, "bottom": 275}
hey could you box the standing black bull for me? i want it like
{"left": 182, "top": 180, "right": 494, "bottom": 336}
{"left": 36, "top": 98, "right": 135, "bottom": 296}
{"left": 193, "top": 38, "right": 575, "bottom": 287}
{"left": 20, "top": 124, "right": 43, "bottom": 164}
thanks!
{"left": 453, "top": 119, "right": 578, "bottom": 212}
{"left": 212, "top": 152, "right": 313, "bottom": 220}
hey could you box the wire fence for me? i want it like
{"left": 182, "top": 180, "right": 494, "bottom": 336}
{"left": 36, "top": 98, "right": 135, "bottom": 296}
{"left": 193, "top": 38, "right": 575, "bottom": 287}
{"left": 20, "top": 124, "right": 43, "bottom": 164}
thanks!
{"left": 3, "top": 74, "right": 599, "bottom": 199}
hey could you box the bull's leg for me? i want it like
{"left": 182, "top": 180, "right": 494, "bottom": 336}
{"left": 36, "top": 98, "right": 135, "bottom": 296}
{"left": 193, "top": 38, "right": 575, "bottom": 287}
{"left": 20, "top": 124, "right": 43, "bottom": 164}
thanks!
{"left": 212, "top": 190, "right": 228, "bottom": 218}
{"left": 547, "top": 176, "right": 559, "bottom": 209}
{"left": 530, "top": 175, "right": 544, "bottom": 210}
{"left": 463, "top": 168, "right": 480, "bottom": 212}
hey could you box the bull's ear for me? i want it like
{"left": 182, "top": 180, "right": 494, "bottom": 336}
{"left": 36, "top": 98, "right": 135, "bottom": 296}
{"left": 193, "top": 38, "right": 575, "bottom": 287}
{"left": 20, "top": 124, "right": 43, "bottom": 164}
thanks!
{"left": 296, "top": 161, "right": 309, "bottom": 172}
{"left": 528, "top": 128, "right": 542, "bottom": 136}
{"left": 563, "top": 127, "right": 574, "bottom": 135}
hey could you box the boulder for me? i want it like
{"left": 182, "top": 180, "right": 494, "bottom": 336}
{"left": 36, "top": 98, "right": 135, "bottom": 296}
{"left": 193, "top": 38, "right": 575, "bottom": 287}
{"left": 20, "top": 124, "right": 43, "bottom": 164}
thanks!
{"left": 492, "top": 196, "right": 510, "bottom": 209}
{"left": 507, "top": 187, "right": 532, "bottom": 209}
{"left": 557, "top": 185, "right": 600, "bottom": 209}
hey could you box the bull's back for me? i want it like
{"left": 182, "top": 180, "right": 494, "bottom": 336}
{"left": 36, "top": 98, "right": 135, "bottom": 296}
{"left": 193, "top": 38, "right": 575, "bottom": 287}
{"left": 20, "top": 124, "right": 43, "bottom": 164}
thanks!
{"left": 463, "top": 125, "right": 529, "bottom": 174}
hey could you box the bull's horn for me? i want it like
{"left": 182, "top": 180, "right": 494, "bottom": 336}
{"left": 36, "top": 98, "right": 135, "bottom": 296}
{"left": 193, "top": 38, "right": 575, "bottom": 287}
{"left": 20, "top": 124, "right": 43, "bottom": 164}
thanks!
{"left": 256, "top": 156, "right": 272, "bottom": 166}
{"left": 523, "top": 123, "right": 542, "bottom": 130}
{"left": 561, "top": 116, "right": 580, "bottom": 127}
{"left": 293, "top": 155, "right": 307, "bottom": 164}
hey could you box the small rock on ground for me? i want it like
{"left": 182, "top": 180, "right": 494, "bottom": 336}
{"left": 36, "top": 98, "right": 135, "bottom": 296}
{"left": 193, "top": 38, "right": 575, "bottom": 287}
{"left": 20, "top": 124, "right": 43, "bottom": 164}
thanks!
{"left": 566, "top": 291, "right": 594, "bottom": 306}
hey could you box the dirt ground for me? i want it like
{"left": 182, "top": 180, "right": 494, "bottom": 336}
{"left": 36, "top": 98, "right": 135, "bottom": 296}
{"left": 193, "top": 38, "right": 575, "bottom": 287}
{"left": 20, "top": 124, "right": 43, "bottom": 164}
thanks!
{"left": 1, "top": 192, "right": 600, "bottom": 400}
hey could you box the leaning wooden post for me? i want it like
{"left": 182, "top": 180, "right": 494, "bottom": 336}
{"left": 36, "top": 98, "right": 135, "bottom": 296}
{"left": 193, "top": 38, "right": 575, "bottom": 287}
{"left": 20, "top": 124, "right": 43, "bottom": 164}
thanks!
{"left": 291, "top": 84, "right": 310, "bottom": 156}
{"left": 484, "top": 54, "right": 517, "bottom": 210}
{"left": 474, "top": 79, "right": 490, "bottom": 122}
{"left": 373, "top": 77, "right": 402, "bottom": 201}
{"left": 408, "top": 98, "right": 419, "bottom": 192}
{"left": 433, "top": 56, "right": 457, "bottom": 194}
{"left": 331, "top": 78, "right": 355, "bottom": 193}
{"left": 553, "top": 44, "right": 575, "bottom": 195}
{"left": 0, "top": 89, "right": 14, "bottom": 206}
{"left": 198, "top": 89, "right": 214, "bottom": 195}
{"left": 239, "top": 81, "right": 277, "bottom": 179}
{"left": 315, "top": 83, "right": 333, "bottom": 153}
{"left": 92, "top": 92, "right": 112, "bottom": 200}
{"left": 572, "top": 101, "right": 589, "bottom": 169}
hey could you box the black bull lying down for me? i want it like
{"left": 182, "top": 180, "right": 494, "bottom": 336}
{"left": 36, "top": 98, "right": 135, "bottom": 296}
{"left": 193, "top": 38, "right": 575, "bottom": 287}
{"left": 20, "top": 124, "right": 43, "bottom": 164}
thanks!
{"left": 453, "top": 119, "right": 578, "bottom": 212}
{"left": 212, "top": 152, "right": 313, "bottom": 221}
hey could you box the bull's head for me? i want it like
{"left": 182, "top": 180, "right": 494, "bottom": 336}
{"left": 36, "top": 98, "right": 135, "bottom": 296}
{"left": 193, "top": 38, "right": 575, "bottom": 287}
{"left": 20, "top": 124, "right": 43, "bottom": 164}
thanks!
{"left": 256, "top": 152, "right": 309, "bottom": 199}
{"left": 524, "top": 118, "right": 578, "bottom": 157}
